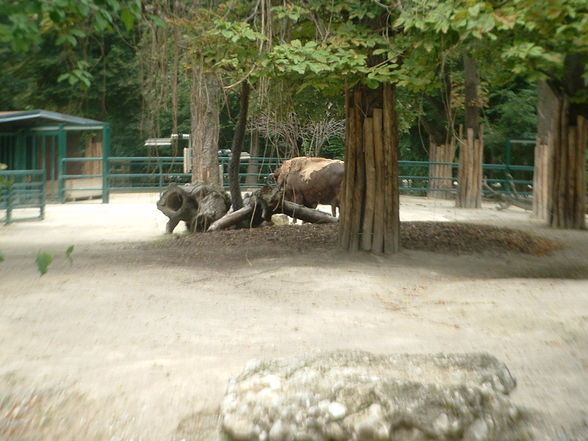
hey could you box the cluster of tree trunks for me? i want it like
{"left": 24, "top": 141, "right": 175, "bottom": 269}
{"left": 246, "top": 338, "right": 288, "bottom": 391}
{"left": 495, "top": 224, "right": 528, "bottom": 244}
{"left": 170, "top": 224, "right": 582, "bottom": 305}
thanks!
{"left": 428, "top": 141, "right": 456, "bottom": 199}
{"left": 550, "top": 108, "right": 587, "bottom": 228}
{"left": 339, "top": 83, "right": 399, "bottom": 254}
{"left": 157, "top": 183, "right": 337, "bottom": 234}
{"left": 456, "top": 127, "right": 484, "bottom": 208}
{"left": 534, "top": 65, "right": 587, "bottom": 229}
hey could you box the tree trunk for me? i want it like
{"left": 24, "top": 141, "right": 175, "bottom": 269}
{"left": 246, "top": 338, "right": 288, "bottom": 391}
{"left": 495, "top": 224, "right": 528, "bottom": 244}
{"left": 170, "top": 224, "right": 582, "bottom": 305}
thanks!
{"left": 457, "top": 54, "right": 483, "bottom": 208}
{"left": 339, "top": 83, "right": 400, "bottom": 254}
{"left": 190, "top": 67, "right": 221, "bottom": 186}
{"left": 228, "top": 81, "right": 251, "bottom": 211}
{"left": 540, "top": 55, "right": 587, "bottom": 229}
{"left": 245, "top": 131, "right": 261, "bottom": 188}
{"left": 157, "top": 182, "right": 230, "bottom": 233}
{"left": 428, "top": 140, "right": 456, "bottom": 199}
{"left": 549, "top": 98, "right": 587, "bottom": 229}
{"left": 533, "top": 81, "right": 557, "bottom": 220}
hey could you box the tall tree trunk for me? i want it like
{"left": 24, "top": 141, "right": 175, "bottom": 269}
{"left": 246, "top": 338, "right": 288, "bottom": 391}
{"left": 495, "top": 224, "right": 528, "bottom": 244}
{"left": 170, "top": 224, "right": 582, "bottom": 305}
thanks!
{"left": 245, "top": 130, "right": 260, "bottom": 188}
{"left": 539, "top": 55, "right": 587, "bottom": 229}
{"left": 533, "top": 81, "right": 557, "bottom": 220}
{"left": 339, "top": 83, "right": 400, "bottom": 254}
{"left": 190, "top": 67, "right": 221, "bottom": 186}
{"left": 457, "top": 54, "right": 483, "bottom": 208}
{"left": 229, "top": 81, "right": 251, "bottom": 211}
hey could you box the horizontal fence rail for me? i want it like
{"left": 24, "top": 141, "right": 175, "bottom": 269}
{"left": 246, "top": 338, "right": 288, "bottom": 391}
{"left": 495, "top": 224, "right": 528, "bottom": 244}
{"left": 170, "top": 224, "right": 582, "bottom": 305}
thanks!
{"left": 0, "top": 169, "right": 45, "bottom": 224}
{"left": 396, "top": 161, "right": 535, "bottom": 196}
{"left": 56, "top": 155, "right": 587, "bottom": 203}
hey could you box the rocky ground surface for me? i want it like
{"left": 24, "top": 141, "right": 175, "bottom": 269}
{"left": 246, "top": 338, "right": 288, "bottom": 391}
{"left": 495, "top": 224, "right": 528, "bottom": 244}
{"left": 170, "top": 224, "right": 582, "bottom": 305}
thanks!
{"left": 221, "top": 351, "right": 543, "bottom": 441}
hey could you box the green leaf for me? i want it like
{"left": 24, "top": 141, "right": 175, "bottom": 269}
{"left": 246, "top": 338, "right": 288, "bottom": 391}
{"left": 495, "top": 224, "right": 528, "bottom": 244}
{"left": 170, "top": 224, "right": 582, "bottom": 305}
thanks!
{"left": 36, "top": 252, "right": 53, "bottom": 276}
{"left": 120, "top": 9, "right": 135, "bottom": 32}
{"left": 65, "top": 245, "right": 74, "bottom": 265}
{"left": 149, "top": 15, "right": 166, "bottom": 28}
{"left": 0, "top": 252, "right": 4, "bottom": 263}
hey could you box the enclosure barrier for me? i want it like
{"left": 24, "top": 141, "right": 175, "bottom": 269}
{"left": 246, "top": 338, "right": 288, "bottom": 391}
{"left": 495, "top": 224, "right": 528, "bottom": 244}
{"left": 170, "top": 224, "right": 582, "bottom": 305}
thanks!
{"left": 398, "top": 160, "right": 536, "bottom": 196}
{"left": 57, "top": 155, "right": 573, "bottom": 202}
{"left": 0, "top": 169, "right": 45, "bottom": 224}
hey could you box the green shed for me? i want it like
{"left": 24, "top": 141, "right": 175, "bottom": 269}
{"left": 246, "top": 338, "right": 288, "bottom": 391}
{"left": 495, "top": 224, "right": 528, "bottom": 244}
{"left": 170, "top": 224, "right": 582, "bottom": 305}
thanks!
{"left": 0, "top": 109, "right": 110, "bottom": 202}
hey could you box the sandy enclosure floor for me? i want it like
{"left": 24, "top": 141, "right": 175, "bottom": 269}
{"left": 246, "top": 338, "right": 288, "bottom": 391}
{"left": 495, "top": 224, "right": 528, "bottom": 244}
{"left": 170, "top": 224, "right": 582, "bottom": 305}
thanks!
{"left": 1, "top": 193, "right": 587, "bottom": 440}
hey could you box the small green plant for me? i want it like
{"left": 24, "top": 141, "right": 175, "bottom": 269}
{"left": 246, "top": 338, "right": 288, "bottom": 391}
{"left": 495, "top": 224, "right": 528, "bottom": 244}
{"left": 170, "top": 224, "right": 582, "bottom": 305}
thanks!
{"left": 34, "top": 246, "right": 75, "bottom": 275}
{"left": 65, "top": 245, "right": 75, "bottom": 265}
{"left": 35, "top": 252, "right": 53, "bottom": 276}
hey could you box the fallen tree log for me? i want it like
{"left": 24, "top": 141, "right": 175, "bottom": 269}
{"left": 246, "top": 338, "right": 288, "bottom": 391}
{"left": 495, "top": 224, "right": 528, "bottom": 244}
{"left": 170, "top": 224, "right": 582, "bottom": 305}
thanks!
{"left": 207, "top": 206, "right": 254, "bottom": 232}
{"left": 157, "top": 182, "right": 230, "bottom": 233}
{"left": 157, "top": 183, "right": 337, "bottom": 233}
{"left": 280, "top": 200, "right": 339, "bottom": 224}
{"left": 483, "top": 178, "right": 532, "bottom": 211}
{"left": 207, "top": 185, "right": 338, "bottom": 232}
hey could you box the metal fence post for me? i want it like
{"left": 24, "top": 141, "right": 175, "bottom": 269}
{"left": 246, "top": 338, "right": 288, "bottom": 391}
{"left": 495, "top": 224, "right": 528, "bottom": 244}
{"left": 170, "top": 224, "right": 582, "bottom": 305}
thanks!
{"left": 158, "top": 158, "right": 163, "bottom": 190}
{"left": 40, "top": 169, "right": 46, "bottom": 220}
{"left": 6, "top": 181, "right": 13, "bottom": 224}
{"left": 102, "top": 123, "right": 111, "bottom": 203}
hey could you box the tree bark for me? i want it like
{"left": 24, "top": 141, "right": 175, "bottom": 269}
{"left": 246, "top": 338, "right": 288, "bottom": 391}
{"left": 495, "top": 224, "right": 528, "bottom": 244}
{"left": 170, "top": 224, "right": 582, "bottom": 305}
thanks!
{"left": 428, "top": 140, "right": 456, "bottom": 199}
{"left": 157, "top": 182, "right": 230, "bottom": 233}
{"left": 339, "top": 83, "right": 399, "bottom": 254}
{"left": 533, "top": 81, "right": 557, "bottom": 220}
{"left": 228, "top": 81, "right": 251, "bottom": 211}
{"left": 549, "top": 98, "right": 587, "bottom": 229}
{"left": 457, "top": 54, "right": 483, "bottom": 208}
{"left": 190, "top": 67, "right": 221, "bottom": 186}
{"left": 541, "top": 54, "right": 587, "bottom": 229}
{"left": 245, "top": 130, "right": 260, "bottom": 188}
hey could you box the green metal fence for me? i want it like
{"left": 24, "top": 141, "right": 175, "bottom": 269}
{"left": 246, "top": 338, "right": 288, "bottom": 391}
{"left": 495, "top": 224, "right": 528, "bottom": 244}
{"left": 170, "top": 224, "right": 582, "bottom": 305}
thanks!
{"left": 397, "top": 161, "right": 535, "bottom": 196}
{"left": 218, "top": 156, "right": 283, "bottom": 189}
{"left": 0, "top": 170, "right": 45, "bottom": 224}
{"left": 58, "top": 155, "right": 543, "bottom": 200}
{"left": 108, "top": 156, "right": 191, "bottom": 192}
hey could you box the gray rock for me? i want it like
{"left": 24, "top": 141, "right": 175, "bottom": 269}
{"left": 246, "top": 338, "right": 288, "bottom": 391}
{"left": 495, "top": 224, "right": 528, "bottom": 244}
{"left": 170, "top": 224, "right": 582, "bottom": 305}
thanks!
{"left": 220, "top": 351, "right": 553, "bottom": 441}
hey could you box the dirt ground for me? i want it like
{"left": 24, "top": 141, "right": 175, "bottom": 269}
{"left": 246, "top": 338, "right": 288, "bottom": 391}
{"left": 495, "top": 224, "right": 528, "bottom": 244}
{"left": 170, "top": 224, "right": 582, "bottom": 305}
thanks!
{"left": 1, "top": 193, "right": 587, "bottom": 441}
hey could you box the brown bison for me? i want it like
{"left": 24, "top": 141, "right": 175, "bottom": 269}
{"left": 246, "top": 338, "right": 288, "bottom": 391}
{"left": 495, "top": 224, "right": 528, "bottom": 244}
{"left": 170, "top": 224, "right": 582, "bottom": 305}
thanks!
{"left": 273, "top": 157, "right": 344, "bottom": 217}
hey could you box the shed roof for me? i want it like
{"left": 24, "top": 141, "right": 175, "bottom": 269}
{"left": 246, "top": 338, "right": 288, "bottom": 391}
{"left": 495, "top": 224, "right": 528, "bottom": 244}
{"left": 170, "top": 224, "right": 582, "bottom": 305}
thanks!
{"left": 0, "top": 109, "right": 104, "bottom": 128}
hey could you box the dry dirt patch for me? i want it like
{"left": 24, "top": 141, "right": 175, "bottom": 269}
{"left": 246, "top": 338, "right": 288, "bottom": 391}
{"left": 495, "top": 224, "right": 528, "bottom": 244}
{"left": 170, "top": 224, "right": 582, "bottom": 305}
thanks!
{"left": 149, "top": 222, "right": 560, "bottom": 266}
{"left": 1, "top": 195, "right": 586, "bottom": 441}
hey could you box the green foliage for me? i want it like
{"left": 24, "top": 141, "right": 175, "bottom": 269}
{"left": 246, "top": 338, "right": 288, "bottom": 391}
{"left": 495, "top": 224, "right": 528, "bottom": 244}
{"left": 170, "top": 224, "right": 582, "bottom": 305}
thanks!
{"left": 35, "top": 251, "right": 53, "bottom": 276}
{"left": 57, "top": 61, "right": 93, "bottom": 88}
{"left": 65, "top": 245, "right": 75, "bottom": 265}
{"left": 0, "top": 0, "right": 141, "bottom": 86}
{"left": 483, "top": 82, "right": 537, "bottom": 163}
